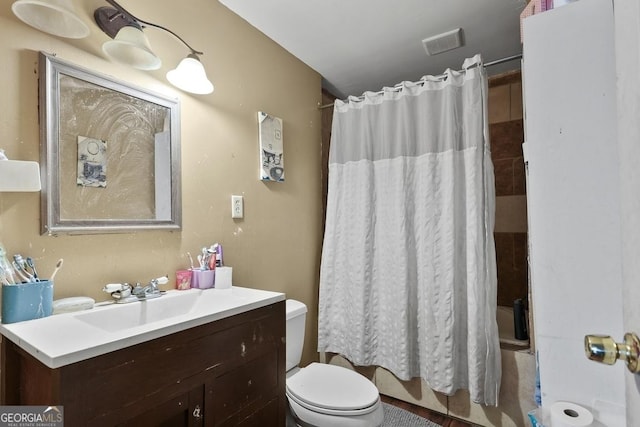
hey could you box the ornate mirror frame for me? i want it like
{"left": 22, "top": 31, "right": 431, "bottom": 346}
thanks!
{"left": 39, "top": 52, "right": 182, "bottom": 234}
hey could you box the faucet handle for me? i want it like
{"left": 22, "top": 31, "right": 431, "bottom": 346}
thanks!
{"left": 103, "top": 283, "right": 126, "bottom": 293}
{"left": 152, "top": 276, "right": 169, "bottom": 286}
{"left": 103, "top": 283, "right": 132, "bottom": 300}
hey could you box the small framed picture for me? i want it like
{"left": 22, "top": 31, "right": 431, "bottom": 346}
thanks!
{"left": 77, "top": 136, "right": 107, "bottom": 187}
{"left": 258, "top": 111, "right": 284, "bottom": 182}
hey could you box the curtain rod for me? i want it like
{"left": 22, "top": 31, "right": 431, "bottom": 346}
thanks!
{"left": 483, "top": 53, "right": 523, "bottom": 68}
{"left": 318, "top": 53, "right": 523, "bottom": 110}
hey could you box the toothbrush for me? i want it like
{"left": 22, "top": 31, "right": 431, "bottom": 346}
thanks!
{"left": 201, "top": 247, "right": 208, "bottom": 267}
{"left": 12, "top": 255, "right": 35, "bottom": 282}
{"left": 0, "top": 243, "right": 14, "bottom": 282}
{"left": 0, "top": 254, "right": 16, "bottom": 285}
{"left": 50, "top": 258, "right": 63, "bottom": 281}
{"left": 13, "top": 254, "right": 33, "bottom": 281}
{"left": 26, "top": 257, "right": 39, "bottom": 281}
{"left": 12, "top": 261, "right": 31, "bottom": 283}
{"left": 187, "top": 252, "right": 194, "bottom": 269}
{"left": 0, "top": 264, "right": 13, "bottom": 285}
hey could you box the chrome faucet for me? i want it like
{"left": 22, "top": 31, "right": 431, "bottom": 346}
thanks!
{"left": 132, "top": 276, "right": 169, "bottom": 300}
{"left": 103, "top": 276, "right": 168, "bottom": 303}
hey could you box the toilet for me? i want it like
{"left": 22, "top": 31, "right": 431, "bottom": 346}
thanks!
{"left": 286, "top": 299, "right": 384, "bottom": 427}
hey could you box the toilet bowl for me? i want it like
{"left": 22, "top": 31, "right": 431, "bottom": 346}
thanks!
{"left": 286, "top": 300, "right": 384, "bottom": 427}
{"left": 287, "top": 363, "right": 384, "bottom": 427}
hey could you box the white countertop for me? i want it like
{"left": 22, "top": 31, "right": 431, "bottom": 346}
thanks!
{"left": 0, "top": 286, "right": 285, "bottom": 369}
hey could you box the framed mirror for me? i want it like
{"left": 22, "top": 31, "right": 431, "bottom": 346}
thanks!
{"left": 39, "top": 52, "right": 181, "bottom": 234}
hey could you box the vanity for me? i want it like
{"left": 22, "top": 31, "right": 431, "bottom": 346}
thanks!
{"left": 0, "top": 287, "right": 286, "bottom": 426}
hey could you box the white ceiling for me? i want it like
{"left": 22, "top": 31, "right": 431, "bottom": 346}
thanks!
{"left": 218, "top": 0, "right": 528, "bottom": 99}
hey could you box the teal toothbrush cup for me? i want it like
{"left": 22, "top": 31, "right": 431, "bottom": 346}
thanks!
{"left": 2, "top": 280, "right": 53, "bottom": 324}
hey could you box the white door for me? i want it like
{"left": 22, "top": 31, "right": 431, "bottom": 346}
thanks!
{"left": 523, "top": 0, "right": 627, "bottom": 423}
{"left": 614, "top": 0, "right": 640, "bottom": 424}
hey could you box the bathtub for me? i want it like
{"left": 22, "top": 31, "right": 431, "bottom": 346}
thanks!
{"left": 497, "top": 305, "right": 530, "bottom": 350}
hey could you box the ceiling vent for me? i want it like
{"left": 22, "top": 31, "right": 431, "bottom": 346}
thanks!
{"left": 422, "top": 28, "right": 464, "bottom": 56}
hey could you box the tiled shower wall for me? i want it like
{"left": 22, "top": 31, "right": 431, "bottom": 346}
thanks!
{"left": 488, "top": 71, "right": 529, "bottom": 308}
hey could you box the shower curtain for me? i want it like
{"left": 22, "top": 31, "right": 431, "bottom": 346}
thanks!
{"left": 318, "top": 55, "right": 501, "bottom": 406}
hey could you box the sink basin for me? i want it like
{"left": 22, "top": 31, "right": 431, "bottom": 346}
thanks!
{"left": 74, "top": 291, "right": 200, "bottom": 332}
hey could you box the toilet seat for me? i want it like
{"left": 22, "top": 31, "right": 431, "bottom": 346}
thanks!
{"left": 286, "top": 363, "right": 380, "bottom": 416}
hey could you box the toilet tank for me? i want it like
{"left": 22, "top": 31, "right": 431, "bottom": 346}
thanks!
{"left": 286, "top": 299, "right": 307, "bottom": 371}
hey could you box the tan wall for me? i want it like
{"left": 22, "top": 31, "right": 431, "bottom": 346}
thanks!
{"left": 0, "top": 0, "right": 322, "bottom": 366}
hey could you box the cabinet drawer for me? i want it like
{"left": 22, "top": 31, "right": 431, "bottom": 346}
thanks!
{"left": 208, "top": 349, "right": 278, "bottom": 425}
{"left": 212, "top": 311, "right": 281, "bottom": 369}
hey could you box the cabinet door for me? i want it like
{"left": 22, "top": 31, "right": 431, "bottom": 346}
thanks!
{"left": 233, "top": 398, "right": 279, "bottom": 427}
{"left": 119, "top": 387, "right": 204, "bottom": 427}
{"left": 207, "top": 351, "right": 278, "bottom": 426}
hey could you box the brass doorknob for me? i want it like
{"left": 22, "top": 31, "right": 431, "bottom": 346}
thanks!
{"left": 584, "top": 332, "right": 640, "bottom": 374}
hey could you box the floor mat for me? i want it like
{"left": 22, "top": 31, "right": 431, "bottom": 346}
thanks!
{"left": 382, "top": 402, "right": 442, "bottom": 427}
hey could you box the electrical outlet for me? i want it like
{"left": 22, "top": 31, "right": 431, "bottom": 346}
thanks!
{"left": 231, "top": 195, "right": 243, "bottom": 219}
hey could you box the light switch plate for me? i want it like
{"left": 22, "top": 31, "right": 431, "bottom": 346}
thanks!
{"left": 231, "top": 195, "right": 243, "bottom": 219}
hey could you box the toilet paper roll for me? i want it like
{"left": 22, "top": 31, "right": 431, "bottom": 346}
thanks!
{"left": 550, "top": 401, "right": 594, "bottom": 427}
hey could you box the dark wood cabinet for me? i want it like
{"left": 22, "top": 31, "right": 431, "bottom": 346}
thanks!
{"left": 119, "top": 387, "right": 204, "bottom": 427}
{"left": 1, "top": 301, "right": 286, "bottom": 426}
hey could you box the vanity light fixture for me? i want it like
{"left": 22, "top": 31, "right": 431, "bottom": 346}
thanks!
{"left": 94, "top": 0, "right": 214, "bottom": 94}
{"left": 102, "top": 24, "right": 161, "bottom": 71}
{"left": 166, "top": 54, "right": 214, "bottom": 95}
{"left": 11, "top": 0, "right": 90, "bottom": 39}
